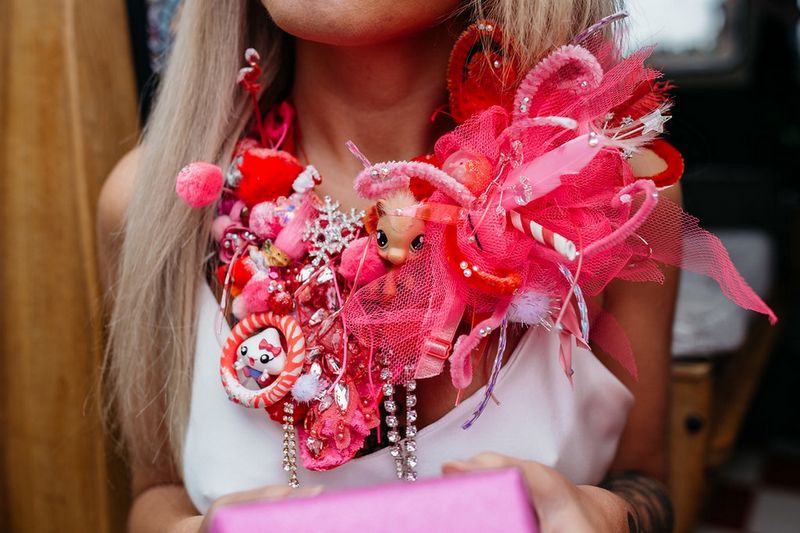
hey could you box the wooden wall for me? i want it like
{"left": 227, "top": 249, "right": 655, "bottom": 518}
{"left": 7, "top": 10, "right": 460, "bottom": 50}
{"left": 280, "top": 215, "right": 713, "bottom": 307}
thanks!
{"left": 0, "top": 0, "right": 138, "bottom": 530}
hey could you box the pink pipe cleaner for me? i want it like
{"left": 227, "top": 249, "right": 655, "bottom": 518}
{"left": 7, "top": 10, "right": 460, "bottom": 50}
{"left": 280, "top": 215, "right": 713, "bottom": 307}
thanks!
{"left": 513, "top": 45, "right": 604, "bottom": 120}
{"left": 582, "top": 179, "right": 659, "bottom": 258}
{"left": 353, "top": 160, "right": 476, "bottom": 206}
{"left": 449, "top": 301, "right": 511, "bottom": 390}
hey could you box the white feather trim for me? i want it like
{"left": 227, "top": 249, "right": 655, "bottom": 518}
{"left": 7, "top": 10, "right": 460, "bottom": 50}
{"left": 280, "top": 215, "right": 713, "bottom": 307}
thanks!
{"left": 291, "top": 373, "right": 322, "bottom": 403}
{"left": 507, "top": 291, "right": 551, "bottom": 325}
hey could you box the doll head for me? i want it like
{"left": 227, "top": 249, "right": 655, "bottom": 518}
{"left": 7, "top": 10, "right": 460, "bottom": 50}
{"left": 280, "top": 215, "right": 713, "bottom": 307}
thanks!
{"left": 237, "top": 327, "right": 287, "bottom": 379}
{"left": 373, "top": 191, "right": 426, "bottom": 266}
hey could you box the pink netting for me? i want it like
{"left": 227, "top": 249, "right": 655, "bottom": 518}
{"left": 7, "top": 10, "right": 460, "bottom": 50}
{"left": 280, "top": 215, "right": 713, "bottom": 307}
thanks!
{"left": 341, "top": 38, "right": 775, "bottom": 387}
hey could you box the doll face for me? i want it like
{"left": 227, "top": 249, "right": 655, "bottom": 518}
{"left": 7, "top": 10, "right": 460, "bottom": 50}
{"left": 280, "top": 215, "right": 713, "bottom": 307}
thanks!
{"left": 238, "top": 328, "right": 287, "bottom": 376}
{"left": 375, "top": 214, "right": 425, "bottom": 266}
{"left": 261, "top": 0, "right": 460, "bottom": 46}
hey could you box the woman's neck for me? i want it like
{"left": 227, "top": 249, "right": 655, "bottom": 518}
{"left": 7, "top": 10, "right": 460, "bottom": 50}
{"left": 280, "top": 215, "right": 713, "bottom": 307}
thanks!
{"left": 291, "top": 25, "right": 458, "bottom": 210}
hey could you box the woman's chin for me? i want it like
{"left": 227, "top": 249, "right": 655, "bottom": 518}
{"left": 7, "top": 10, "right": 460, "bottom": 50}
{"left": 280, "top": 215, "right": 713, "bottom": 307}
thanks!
{"left": 261, "top": 0, "right": 460, "bottom": 46}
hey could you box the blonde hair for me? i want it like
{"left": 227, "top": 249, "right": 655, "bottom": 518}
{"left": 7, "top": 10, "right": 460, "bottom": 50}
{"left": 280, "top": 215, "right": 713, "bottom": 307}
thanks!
{"left": 106, "top": 0, "right": 621, "bottom": 472}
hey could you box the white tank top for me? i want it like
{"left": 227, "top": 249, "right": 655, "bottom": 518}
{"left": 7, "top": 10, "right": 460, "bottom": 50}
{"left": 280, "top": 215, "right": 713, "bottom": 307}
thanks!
{"left": 183, "top": 283, "right": 633, "bottom": 513}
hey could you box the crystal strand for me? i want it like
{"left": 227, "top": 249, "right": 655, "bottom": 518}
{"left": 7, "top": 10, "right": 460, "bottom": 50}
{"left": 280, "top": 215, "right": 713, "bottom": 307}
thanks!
{"left": 403, "top": 370, "right": 418, "bottom": 481}
{"left": 381, "top": 357, "right": 404, "bottom": 479}
{"left": 282, "top": 402, "right": 300, "bottom": 488}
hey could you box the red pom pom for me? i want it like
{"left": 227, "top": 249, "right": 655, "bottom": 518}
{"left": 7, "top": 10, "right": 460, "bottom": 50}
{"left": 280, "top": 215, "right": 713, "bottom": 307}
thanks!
{"left": 236, "top": 149, "right": 303, "bottom": 207}
{"left": 216, "top": 257, "right": 254, "bottom": 296}
{"left": 175, "top": 162, "right": 224, "bottom": 208}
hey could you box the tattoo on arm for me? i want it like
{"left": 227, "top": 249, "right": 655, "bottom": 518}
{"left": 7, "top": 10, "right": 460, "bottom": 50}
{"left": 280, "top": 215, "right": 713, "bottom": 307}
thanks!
{"left": 600, "top": 471, "right": 674, "bottom": 533}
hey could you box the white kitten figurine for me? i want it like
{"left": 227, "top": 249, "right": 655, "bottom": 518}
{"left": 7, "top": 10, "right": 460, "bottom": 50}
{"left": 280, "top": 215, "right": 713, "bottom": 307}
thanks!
{"left": 234, "top": 327, "right": 287, "bottom": 390}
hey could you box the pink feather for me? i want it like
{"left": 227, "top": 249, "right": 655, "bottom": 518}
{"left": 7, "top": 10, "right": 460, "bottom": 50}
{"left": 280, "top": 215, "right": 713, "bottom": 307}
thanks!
{"left": 274, "top": 195, "right": 315, "bottom": 260}
{"left": 501, "top": 133, "right": 604, "bottom": 209}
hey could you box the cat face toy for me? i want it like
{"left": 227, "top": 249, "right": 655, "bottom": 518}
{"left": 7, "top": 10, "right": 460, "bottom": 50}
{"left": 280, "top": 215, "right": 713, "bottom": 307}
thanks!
{"left": 235, "top": 327, "right": 287, "bottom": 386}
{"left": 221, "top": 313, "right": 306, "bottom": 409}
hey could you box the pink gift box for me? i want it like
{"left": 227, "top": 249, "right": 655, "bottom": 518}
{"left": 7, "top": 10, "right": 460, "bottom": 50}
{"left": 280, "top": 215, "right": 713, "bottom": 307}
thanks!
{"left": 210, "top": 468, "right": 539, "bottom": 532}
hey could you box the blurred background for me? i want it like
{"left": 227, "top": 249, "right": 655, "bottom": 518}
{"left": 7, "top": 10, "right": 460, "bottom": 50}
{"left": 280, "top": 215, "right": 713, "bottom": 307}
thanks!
{"left": 0, "top": 0, "right": 797, "bottom": 531}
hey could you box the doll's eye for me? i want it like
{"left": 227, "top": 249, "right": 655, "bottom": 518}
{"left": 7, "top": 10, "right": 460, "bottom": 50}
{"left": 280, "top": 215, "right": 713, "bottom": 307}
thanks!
{"left": 376, "top": 230, "right": 388, "bottom": 248}
{"left": 240, "top": 346, "right": 248, "bottom": 356}
{"left": 260, "top": 354, "right": 270, "bottom": 364}
{"left": 410, "top": 234, "right": 424, "bottom": 251}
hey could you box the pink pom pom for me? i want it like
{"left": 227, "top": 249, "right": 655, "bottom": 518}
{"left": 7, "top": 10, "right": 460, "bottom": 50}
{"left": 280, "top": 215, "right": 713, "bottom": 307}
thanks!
{"left": 249, "top": 202, "right": 279, "bottom": 239}
{"left": 175, "top": 162, "right": 223, "bottom": 208}
{"left": 339, "top": 236, "right": 386, "bottom": 284}
{"left": 231, "top": 295, "right": 248, "bottom": 320}
{"left": 240, "top": 278, "right": 272, "bottom": 314}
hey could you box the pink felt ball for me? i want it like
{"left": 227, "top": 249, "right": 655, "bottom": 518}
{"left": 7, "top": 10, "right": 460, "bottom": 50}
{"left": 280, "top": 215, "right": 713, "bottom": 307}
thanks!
{"left": 240, "top": 278, "right": 272, "bottom": 314}
{"left": 339, "top": 236, "right": 387, "bottom": 284}
{"left": 175, "top": 162, "right": 224, "bottom": 208}
{"left": 231, "top": 295, "right": 248, "bottom": 320}
{"left": 249, "top": 202, "right": 279, "bottom": 239}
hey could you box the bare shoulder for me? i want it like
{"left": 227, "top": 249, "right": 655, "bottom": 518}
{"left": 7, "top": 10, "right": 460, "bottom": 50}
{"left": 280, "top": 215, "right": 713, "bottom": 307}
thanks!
{"left": 628, "top": 148, "right": 683, "bottom": 204}
{"left": 98, "top": 147, "right": 140, "bottom": 238}
{"left": 97, "top": 146, "right": 141, "bottom": 287}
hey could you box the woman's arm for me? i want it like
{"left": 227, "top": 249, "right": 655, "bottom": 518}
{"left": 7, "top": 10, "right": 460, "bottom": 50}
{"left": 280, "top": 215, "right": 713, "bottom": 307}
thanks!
{"left": 593, "top": 155, "right": 683, "bottom": 531}
{"left": 99, "top": 148, "right": 203, "bottom": 532}
{"left": 129, "top": 468, "right": 203, "bottom": 533}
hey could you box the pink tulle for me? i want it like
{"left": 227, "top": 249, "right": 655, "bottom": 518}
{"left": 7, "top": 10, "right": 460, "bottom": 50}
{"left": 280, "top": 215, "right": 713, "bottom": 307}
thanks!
{"left": 340, "top": 39, "right": 775, "bottom": 390}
